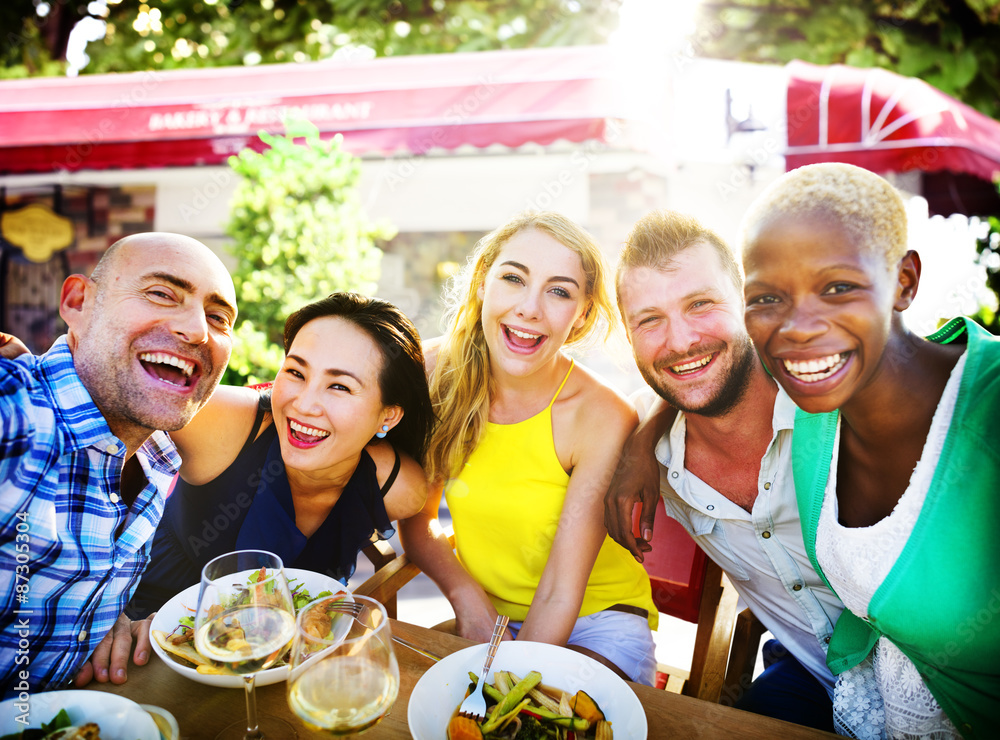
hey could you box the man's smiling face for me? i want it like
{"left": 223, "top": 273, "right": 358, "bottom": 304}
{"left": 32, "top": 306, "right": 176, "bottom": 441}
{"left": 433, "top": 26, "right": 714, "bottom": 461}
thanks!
{"left": 621, "top": 241, "right": 756, "bottom": 417}
{"left": 66, "top": 234, "right": 237, "bottom": 442}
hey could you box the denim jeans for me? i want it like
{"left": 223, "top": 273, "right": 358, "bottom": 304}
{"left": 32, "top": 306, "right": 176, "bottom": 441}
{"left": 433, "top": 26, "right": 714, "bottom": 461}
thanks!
{"left": 733, "top": 639, "right": 835, "bottom": 732}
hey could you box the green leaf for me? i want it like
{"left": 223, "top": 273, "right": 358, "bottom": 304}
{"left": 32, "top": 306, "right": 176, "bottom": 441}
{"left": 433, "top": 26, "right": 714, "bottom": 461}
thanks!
{"left": 953, "top": 48, "right": 979, "bottom": 90}
{"left": 896, "top": 42, "right": 940, "bottom": 78}
{"left": 845, "top": 47, "right": 878, "bottom": 69}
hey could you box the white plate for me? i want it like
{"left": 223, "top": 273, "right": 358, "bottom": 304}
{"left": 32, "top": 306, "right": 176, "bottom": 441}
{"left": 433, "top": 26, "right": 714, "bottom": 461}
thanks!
{"left": 407, "top": 640, "right": 648, "bottom": 740}
{"left": 0, "top": 690, "right": 159, "bottom": 740}
{"left": 149, "top": 567, "right": 349, "bottom": 689}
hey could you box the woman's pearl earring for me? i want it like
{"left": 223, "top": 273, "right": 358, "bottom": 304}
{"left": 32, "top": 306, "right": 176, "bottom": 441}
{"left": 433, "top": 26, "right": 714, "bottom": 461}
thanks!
{"left": 375, "top": 424, "right": 389, "bottom": 439}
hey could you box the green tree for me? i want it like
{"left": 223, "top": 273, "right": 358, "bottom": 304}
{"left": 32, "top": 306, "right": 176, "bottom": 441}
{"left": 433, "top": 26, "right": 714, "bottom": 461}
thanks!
{"left": 223, "top": 119, "right": 394, "bottom": 386}
{"left": 694, "top": 0, "right": 1000, "bottom": 120}
{"left": 1, "top": 0, "right": 622, "bottom": 77}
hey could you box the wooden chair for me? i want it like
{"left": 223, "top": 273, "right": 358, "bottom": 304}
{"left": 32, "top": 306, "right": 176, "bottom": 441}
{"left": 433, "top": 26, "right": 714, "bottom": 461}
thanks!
{"left": 355, "top": 534, "right": 455, "bottom": 621}
{"left": 638, "top": 497, "right": 767, "bottom": 703}
{"left": 354, "top": 540, "right": 420, "bottom": 619}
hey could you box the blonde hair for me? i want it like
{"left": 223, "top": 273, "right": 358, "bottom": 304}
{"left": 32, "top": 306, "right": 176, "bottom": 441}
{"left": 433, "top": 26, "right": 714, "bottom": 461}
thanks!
{"left": 425, "top": 211, "right": 615, "bottom": 484}
{"left": 741, "top": 162, "right": 909, "bottom": 266}
{"left": 617, "top": 210, "right": 741, "bottom": 323}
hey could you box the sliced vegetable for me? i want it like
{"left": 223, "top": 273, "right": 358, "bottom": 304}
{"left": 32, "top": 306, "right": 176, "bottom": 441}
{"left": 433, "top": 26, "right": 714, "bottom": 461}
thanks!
{"left": 524, "top": 706, "right": 591, "bottom": 732}
{"left": 558, "top": 691, "right": 573, "bottom": 718}
{"left": 507, "top": 672, "right": 565, "bottom": 715}
{"left": 494, "top": 670, "right": 513, "bottom": 696}
{"left": 490, "top": 671, "right": 542, "bottom": 720}
{"left": 481, "top": 697, "right": 532, "bottom": 735}
{"left": 594, "top": 720, "right": 613, "bottom": 740}
{"left": 570, "top": 691, "right": 605, "bottom": 724}
{"left": 467, "top": 672, "right": 506, "bottom": 706}
{"left": 447, "top": 716, "right": 483, "bottom": 740}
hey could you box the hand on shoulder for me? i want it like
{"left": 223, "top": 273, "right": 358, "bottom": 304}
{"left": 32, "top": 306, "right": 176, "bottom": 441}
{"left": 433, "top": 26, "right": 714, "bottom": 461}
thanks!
{"left": 0, "top": 332, "right": 30, "bottom": 360}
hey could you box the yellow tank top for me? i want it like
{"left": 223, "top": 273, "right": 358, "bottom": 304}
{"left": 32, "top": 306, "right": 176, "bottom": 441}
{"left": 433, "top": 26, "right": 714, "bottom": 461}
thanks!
{"left": 445, "top": 360, "right": 657, "bottom": 628}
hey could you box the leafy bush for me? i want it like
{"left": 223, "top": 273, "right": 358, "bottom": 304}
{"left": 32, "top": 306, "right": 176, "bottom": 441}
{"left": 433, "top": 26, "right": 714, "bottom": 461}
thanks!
{"left": 223, "top": 120, "right": 395, "bottom": 385}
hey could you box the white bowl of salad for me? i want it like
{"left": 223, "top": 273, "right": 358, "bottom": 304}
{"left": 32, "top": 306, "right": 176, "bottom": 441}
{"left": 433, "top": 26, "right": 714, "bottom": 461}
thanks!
{"left": 407, "top": 640, "right": 648, "bottom": 740}
{"left": 0, "top": 691, "right": 160, "bottom": 740}
{"left": 149, "top": 568, "right": 349, "bottom": 688}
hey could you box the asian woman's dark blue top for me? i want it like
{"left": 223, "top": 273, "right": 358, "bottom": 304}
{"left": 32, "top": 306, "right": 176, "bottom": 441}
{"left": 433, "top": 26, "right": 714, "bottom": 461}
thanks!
{"left": 128, "top": 398, "right": 396, "bottom": 618}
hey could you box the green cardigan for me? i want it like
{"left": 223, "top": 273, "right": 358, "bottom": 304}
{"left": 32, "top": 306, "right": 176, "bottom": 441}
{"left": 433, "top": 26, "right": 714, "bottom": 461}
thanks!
{"left": 792, "top": 317, "right": 1000, "bottom": 740}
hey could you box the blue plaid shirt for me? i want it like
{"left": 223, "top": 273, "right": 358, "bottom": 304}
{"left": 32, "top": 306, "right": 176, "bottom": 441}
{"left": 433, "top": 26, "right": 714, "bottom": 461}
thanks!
{"left": 1, "top": 337, "right": 179, "bottom": 696}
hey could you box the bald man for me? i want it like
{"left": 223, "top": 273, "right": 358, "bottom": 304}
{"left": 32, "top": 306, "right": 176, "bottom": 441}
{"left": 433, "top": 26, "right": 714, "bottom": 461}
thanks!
{"left": 0, "top": 233, "right": 237, "bottom": 697}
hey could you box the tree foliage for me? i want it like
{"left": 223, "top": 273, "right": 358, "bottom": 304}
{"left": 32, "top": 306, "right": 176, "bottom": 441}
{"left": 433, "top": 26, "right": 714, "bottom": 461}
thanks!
{"left": 1, "top": 0, "right": 622, "bottom": 77}
{"left": 694, "top": 1, "right": 1000, "bottom": 120}
{"left": 222, "top": 120, "right": 394, "bottom": 385}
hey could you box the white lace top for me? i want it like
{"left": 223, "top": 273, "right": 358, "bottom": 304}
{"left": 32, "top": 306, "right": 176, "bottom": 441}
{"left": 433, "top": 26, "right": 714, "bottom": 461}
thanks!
{"left": 818, "top": 352, "right": 967, "bottom": 740}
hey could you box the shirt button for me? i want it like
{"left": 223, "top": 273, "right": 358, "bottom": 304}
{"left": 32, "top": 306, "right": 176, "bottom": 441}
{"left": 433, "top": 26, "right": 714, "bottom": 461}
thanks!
{"left": 706, "top": 504, "right": 715, "bottom": 511}
{"left": 105, "top": 443, "right": 119, "bottom": 454}
{"left": 763, "top": 482, "right": 771, "bottom": 490}
{"left": 109, "top": 493, "right": 120, "bottom": 504}
{"left": 671, "top": 471, "right": 679, "bottom": 478}
{"left": 792, "top": 583, "right": 802, "bottom": 591}
{"left": 78, "top": 629, "right": 88, "bottom": 642}
{"left": 761, "top": 530, "right": 771, "bottom": 539}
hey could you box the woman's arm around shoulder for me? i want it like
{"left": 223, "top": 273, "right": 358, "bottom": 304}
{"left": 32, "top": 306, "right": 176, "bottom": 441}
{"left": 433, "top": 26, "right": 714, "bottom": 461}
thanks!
{"left": 367, "top": 442, "right": 428, "bottom": 521}
{"left": 168, "top": 384, "right": 264, "bottom": 485}
{"left": 519, "top": 370, "right": 638, "bottom": 645}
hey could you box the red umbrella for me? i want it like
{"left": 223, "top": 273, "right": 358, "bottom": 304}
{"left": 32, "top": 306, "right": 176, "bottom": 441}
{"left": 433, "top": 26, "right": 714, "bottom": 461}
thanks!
{"left": 785, "top": 60, "right": 1000, "bottom": 183}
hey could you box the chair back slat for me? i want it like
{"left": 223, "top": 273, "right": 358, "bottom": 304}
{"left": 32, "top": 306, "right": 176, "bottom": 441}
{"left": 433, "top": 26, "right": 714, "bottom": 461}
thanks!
{"left": 633, "top": 497, "right": 708, "bottom": 624}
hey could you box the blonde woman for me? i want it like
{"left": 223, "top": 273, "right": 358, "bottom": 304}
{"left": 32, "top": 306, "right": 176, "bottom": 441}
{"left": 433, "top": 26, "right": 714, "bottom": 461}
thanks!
{"left": 399, "top": 212, "right": 658, "bottom": 684}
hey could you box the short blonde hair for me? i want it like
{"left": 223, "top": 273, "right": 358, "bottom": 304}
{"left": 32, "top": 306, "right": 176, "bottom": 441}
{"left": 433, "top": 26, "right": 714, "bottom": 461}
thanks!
{"left": 617, "top": 210, "right": 741, "bottom": 322}
{"left": 740, "top": 163, "right": 908, "bottom": 266}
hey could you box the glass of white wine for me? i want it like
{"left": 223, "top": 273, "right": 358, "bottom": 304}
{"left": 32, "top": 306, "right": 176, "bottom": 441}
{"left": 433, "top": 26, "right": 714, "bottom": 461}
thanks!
{"left": 194, "top": 550, "right": 298, "bottom": 740}
{"left": 286, "top": 595, "right": 400, "bottom": 736}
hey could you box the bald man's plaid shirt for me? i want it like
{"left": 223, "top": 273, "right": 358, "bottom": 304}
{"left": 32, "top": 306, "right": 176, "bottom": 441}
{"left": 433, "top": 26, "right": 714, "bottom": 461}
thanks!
{"left": 0, "top": 337, "right": 179, "bottom": 696}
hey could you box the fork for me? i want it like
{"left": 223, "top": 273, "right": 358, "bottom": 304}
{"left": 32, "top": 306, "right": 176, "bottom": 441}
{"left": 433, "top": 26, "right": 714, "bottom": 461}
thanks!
{"left": 458, "top": 614, "right": 509, "bottom": 721}
{"left": 324, "top": 598, "right": 363, "bottom": 616}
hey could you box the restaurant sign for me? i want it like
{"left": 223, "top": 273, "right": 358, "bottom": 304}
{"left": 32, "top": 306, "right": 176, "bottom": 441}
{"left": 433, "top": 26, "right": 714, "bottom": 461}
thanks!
{"left": 1, "top": 203, "right": 75, "bottom": 263}
{"left": 147, "top": 101, "right": 374, "bottom": 136}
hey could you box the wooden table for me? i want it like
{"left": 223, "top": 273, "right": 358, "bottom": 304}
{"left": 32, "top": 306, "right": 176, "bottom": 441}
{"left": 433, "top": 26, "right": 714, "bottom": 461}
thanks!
{"left": 90, "top": 620, "right": 837, "bottom": 739}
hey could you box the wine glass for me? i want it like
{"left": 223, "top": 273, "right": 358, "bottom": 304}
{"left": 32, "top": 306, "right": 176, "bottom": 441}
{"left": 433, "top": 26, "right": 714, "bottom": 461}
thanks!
{"left": 194, "top": 550, "right": 298, "bottom": 740}
{"left": 286, "top": 595, "right": 400, "bottom": 735}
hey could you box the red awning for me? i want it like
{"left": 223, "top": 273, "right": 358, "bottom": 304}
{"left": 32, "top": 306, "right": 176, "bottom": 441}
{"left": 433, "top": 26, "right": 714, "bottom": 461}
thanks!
{"left": 785, "top": 60, "right": 1000, "bottom": 182}
{"left": 0, "top": 46, "right": 661, "bottom": 175}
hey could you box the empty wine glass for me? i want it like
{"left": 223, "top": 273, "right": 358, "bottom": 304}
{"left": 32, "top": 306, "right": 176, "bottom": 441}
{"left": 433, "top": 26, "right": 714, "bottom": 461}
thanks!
{"left": 286, "top": 595, "right": 399, "bottom": 736}
{"left": 194, "top": 550, "right": 297, "bottom": 740}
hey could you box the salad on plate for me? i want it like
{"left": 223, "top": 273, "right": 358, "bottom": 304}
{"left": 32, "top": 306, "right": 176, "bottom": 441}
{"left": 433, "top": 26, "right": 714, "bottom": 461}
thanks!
{"left": 148, "top": 567, "right": 350, "bottom": 688}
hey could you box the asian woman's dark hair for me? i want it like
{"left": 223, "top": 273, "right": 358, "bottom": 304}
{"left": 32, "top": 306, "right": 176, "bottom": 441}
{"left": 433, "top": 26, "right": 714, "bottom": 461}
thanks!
{"left": 283, "top": 292, "right": 435, "bottom": 466}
